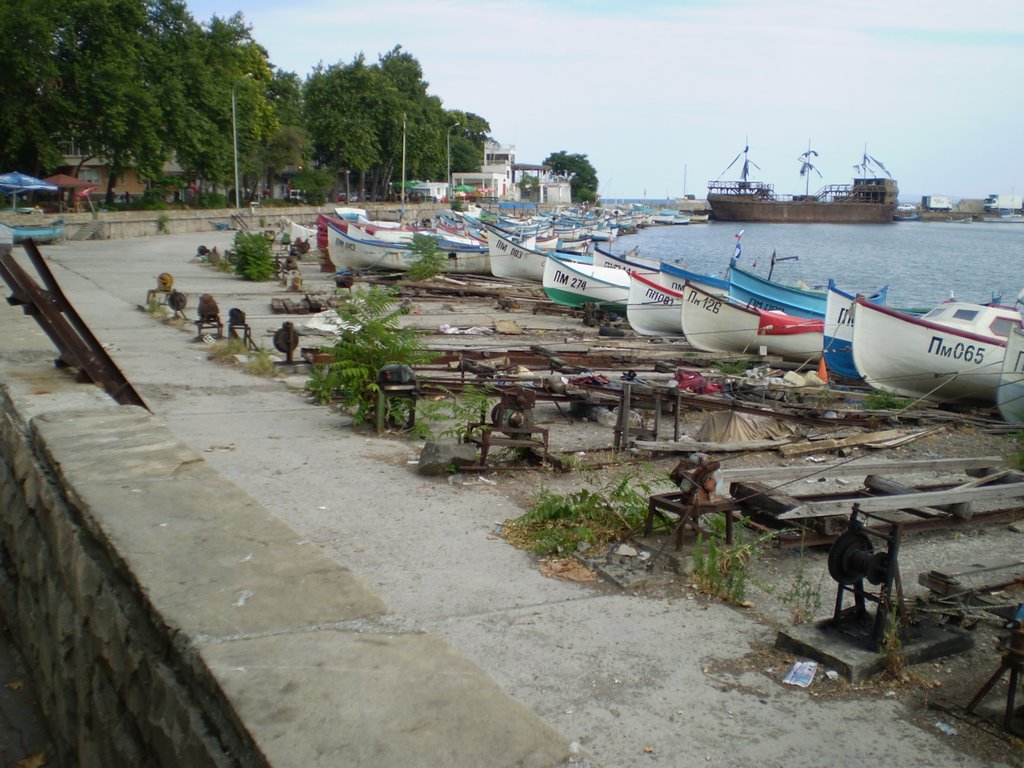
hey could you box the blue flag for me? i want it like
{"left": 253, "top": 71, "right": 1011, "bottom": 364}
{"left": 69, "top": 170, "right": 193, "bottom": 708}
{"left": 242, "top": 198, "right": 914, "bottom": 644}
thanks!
{"left": 732, "top": 230, "right": 743, "bottom": 262}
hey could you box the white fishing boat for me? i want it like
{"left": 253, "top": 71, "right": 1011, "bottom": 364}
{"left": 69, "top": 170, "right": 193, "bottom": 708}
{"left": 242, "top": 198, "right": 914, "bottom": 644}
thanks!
{"left": 998, "top": 321, "right": 1024, "bottom": 423}
{"left": 542, "top": 254, "right": 629, "bottom": 314}
{"left": 626, "top": 271, "right": 684, "bottom": 337}
{"left": 486, "top": 228, "right": 548, "bottom": 281}
{"left": 998, "top": 322, "right": 1024, "bottom": 423}
{"left": 680, "top": 282, "right": 759, "bottom": 354}
{"left": 680, "top": 282, "right": 822, "bottom": 360}
{"left": 326, "top": 218, "right": 491, "bottom": 275}
{"left": 851, "top": 299, "right": 1020, "bottom": 405}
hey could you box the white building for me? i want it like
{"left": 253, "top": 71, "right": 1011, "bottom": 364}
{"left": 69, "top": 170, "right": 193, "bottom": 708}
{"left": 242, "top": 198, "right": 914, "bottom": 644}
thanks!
{"left": 452, "top": 140, "right": 572, "bottom": 203}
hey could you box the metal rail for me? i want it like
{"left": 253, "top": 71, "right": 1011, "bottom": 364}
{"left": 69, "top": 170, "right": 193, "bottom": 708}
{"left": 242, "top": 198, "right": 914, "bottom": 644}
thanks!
{"left": 0, "top": 240, "right": 149, "bottom": 410}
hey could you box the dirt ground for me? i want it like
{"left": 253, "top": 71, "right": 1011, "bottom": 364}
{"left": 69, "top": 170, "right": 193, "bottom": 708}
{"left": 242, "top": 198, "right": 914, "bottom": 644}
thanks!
{"left": 351, "top": 282, "right": 1024, "bottom": 765}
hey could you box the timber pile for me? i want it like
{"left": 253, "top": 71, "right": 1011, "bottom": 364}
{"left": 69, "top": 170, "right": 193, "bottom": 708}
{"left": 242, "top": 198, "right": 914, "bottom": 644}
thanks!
{"left": 722, "top": 457, "right": 1024, "bottom": 540}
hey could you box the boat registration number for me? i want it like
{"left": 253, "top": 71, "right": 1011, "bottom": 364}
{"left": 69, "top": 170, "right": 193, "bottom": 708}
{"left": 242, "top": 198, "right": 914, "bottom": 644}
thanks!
{"left": 927, "top": 335, "right": 986, "bottom": 364}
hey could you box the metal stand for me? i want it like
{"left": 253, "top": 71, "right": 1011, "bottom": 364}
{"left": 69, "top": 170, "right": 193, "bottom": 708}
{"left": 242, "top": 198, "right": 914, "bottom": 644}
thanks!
{"left": 966, "top": 627, "right": 1024, "bottom": 735}
{"left": 827, "top": 507, "right": 907, "bottom": 650}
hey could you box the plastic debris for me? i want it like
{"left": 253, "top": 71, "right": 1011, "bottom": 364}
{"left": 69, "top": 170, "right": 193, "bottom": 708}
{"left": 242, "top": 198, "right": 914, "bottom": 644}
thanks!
{"left": 783, "top": 660, "right": 818, "bottom": 687}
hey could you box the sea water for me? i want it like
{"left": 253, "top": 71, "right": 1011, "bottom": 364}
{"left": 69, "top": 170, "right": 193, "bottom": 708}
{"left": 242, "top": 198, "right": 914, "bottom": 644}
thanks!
{"left": 610, "top": 220, "right": 1023, "bottom": 309}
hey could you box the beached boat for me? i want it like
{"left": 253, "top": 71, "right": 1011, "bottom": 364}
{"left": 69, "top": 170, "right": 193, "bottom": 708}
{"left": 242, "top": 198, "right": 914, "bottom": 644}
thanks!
{"left": 727, "top": 262, "right": 827, "bottom": 318}
{"left": 680, "top": 281, "right": 823, "bottom": 361}
{"left": 326, "top": 218, "right": 491, "bottom": 275}
{"left": 707, "top": 145, "right": 899, "bottom": 223}
{"left": 655, "top": 261, "right": 729, "bottom": 298}
{"left": 626, "top": 271, "right": 684, "bottom": 337}
{"left": 851, "top": 299, "right": 1020, "bottom": 405}
{"left": 542, "top": 254, "right": 629, "bottom": 314}
{"left": 997, "top": 322, "right": 1024, "bottom": 423}
{"left": 823, "top": 279, "right": 893, "bottom": 381}
{"left": 593, "top": 246, "right": 659, "bottom": 273}
{"left": 0, "top": 217, "right": 65, "bottom": 244}
{"left": 486, "top": 227, "right": 548, "bottom": 281}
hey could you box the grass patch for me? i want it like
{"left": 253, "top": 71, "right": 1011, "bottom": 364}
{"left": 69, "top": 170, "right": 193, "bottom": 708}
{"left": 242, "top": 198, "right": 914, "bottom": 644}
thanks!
{"left": 207, "top": 337, "right": 249, "bottom": 363}
{"left": 715, "top": 359, "right": 755, "bottom": 376}
{"left": 692, "top": 515, "right": 774, "bottom": 605}
{"left": 503, "top": 474, "right": 658, "bottom": 556}
{"left": 864, "top": 391, "right": 914, "bottom": 411}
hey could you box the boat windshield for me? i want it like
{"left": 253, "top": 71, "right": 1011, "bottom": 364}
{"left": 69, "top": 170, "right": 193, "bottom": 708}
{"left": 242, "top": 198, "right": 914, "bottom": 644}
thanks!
{"left": 990, "top": 317, "right": 1015, "bottom": 338}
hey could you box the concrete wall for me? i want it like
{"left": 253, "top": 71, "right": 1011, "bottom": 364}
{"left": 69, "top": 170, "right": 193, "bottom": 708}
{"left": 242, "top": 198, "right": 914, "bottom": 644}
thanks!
{"left": 0, "top": 349, "right": 570, "bottom": 766}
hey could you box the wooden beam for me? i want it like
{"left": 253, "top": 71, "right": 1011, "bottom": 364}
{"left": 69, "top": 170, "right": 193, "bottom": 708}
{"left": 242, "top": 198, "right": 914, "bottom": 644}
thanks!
{"left": 777, "top": 482, "right": 1024, "bottom": 519}
{"left": 719, "top": 456, "right": 1004, "bottom": 483}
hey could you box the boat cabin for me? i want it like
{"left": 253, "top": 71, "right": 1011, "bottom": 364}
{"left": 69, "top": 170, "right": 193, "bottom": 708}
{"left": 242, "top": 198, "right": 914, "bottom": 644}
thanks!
{"left": 920, "top": 302, "right": 1020, "bottom": 340}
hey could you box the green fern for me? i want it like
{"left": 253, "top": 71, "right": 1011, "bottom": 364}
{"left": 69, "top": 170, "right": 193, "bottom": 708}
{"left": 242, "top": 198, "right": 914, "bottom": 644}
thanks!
{"left": 306, "top": 286, "right": 437, "bottom": 424}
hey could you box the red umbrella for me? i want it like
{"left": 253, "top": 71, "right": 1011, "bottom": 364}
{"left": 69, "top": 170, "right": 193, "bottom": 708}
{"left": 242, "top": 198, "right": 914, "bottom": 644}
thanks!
{"left": 43, "top": 173, "right": 95, "bottom": 188}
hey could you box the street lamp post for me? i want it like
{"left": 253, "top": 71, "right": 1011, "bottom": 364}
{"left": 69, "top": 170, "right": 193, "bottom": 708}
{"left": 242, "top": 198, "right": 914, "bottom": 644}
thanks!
{"left": 446, "top": 122, "right": 460, "bottom": 202}
{"left": 231, "top": 75, "right": 252, "bottom": 209}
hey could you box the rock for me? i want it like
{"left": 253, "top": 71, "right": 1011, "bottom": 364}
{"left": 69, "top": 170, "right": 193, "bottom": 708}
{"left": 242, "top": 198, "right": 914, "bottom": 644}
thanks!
{"left": 615, "top": 544, "right": 638, "bottom": 557}
{"left": 417, "top": 439, "right": 478, "bottom": 475}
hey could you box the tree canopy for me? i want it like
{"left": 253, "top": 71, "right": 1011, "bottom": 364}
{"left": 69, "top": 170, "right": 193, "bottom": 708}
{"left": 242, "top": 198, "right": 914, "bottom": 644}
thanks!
{"left": 0, "top": 2, "right": 596, "bottom": 204}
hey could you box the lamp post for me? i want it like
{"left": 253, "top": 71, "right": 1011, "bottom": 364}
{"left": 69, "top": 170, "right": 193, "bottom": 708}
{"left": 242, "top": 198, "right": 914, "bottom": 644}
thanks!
{"left": 231, "top": 75, "right": 251, "bottom": 208}
{"left": 446, "top": 122, "right": 460, "bottom": 201}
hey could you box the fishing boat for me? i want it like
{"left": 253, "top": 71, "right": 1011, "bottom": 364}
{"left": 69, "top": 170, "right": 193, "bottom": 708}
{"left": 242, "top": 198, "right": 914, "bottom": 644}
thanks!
{"left": 997, "top": 321, "right": 1024, "bottom": 423}
{"left": 706, "top": 144, "right": 899, "bottom": 224}
{"left": 728, "top": 262, "right": 827, "bottom": 318}
{"left": 593, "top": 246, "right": 660, "bottom": 273}
{"left": 542, "top": 254, "right": 629, "bottom": 314}
{"left": 486, "top": 227, "right": 548, "bottom": 281}
{"left": 626, "top": 271, "right": 684, "bottom": 337}
{"left": 0, "top": 217, "right": 65, "bottom": 244}
{"left": 823, "top": 279, "right": 891, "bottom": 381}
{"left": 326, "top": 218, "right": 491, "bottom": 275}
{"left": 851, "top": 299, "right": 1020, "bottom": 405}
{"left": 893, "top": 204, "right": 921, "bottom": 221}
{"left": 655, "top": 261, "right": 729, "bottom": 298}
{"left": 680, "top": 282, "right": 823, "bottom": 361}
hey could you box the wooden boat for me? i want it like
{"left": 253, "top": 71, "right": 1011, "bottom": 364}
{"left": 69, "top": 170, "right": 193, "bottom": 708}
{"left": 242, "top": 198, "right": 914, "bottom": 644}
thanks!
{"left": 656, "top": 261, "right": 729, "bottom": 298}
{"left": 486, "top": 227, "right": 548, "bottom": 282}
{"left": 707, "top": 144, "right": 899, "bottom": 223}
{"left": 728, "top": 262, "right": 827, "bottom": 318}
{"left": 997, "top": 322, "right": 1024, "bottom": 423}
{"left": 626, "top": 271, "right": 684, "bottom": 337}
{"left": 823, "top": 279, "right": 890, "bottom": 381}
{"left": 679, "top": 282, "right": 759, "bottom": 354}
{"left": 542, "top": 254, "right": 629, "bottom": 314}
{"left": 593, "top": 246, "right": 659, "bottom": 273}
{"left": 681, "top": 282, "right": 822, "bottom": 361}
{"left": 851, "top": 299, "right": 1020, "bottom": 405}
{"left": 0, "top": 217, "right": 65, "bottom": 244}
{"left": 326, "top": 218, "right": 491, "bottom": 275}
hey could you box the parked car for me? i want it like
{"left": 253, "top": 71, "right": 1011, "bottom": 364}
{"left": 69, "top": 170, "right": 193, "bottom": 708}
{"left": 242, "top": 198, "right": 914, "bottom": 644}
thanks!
{"left": 336, "top": 192, "right": 359, "bottom": 203}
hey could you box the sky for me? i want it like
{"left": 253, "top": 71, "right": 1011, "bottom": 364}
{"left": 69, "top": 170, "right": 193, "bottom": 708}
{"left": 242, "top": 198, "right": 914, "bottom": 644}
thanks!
{"left": 184, "top": 0, "right": 1024, "bottom": 202}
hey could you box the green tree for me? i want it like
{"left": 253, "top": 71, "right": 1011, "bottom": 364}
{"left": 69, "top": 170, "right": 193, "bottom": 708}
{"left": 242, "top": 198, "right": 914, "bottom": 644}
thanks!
{"left": 544, "top": 150, "right": 599, "bottom": 202}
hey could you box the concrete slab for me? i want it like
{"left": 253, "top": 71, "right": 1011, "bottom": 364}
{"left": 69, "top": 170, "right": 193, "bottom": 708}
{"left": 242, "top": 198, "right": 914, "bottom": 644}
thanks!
{"left": 202, "top": 629, "right": 573, "bottom": 768}
{"left": 776, "top": 620, "right": 975, "bottom": 682}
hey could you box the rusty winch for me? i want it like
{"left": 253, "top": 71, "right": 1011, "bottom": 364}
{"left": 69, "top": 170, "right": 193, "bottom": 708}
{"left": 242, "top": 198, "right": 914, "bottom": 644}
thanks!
{"left": 490, "top": 387, "right": 536, "bottom": 433}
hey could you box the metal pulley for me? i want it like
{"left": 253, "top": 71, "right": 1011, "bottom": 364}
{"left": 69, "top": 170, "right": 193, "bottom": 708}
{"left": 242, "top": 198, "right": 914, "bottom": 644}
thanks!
{"left": 828, "top": 528, "right": 890, "bottom": 586}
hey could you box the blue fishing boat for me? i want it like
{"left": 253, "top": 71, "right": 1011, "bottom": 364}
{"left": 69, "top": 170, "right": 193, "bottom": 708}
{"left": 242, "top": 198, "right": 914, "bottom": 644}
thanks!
{"left": 0, "top": 217, "right": 65, "bottom": 245}
{"left": 656, "top": 261, "right": 730, "bottom": 296}
{"left": 727, "top": 262, "right": 827, "bottom": 318}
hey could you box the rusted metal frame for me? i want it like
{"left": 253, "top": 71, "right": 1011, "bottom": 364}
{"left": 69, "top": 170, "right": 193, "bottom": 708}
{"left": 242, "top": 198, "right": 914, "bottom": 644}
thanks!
{"left": 0, "top": 241, "right": 149, "bottom": 411}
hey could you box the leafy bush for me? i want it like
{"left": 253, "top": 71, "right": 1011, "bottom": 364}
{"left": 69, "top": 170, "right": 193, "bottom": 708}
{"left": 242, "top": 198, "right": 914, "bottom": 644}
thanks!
{"left": 232, "top": 231, "right": 276, "bottom": 281}
{"left": 199, "top": 192, "right": 227, "bottom": 209}
{"left": 406, "top": 233, "right": 447, "bottom": 281}
{"left": 304, "top": 286, "right": 437, "bottom": 424}
{"left": 692, "top": 518, "right": 774, "bottom": 605}
{"left": 505, "top": 475, "right": 655, "bottom": 555}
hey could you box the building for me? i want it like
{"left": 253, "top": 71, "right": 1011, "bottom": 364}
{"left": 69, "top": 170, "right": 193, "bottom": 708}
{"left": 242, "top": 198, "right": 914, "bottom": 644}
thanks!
{"left": 451, "top": 141, "right": 571, "bottom": 203}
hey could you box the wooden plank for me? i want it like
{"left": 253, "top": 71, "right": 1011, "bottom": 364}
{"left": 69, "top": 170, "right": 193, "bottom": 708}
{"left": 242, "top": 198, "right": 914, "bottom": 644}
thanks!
{"left": 777, "top": 482, "right": 1024, "bottom": 519}
{"left": 636, "top": 438, "right": 795, "bottom": 453}
{"left": 918, "top": 560, "right": 1024, "bottom": 596}
{"left": 719, "top": 456, "right": 1004, "bottom": 483}
{"left": 777, "top": 429, "right": 908, "bottom": 457}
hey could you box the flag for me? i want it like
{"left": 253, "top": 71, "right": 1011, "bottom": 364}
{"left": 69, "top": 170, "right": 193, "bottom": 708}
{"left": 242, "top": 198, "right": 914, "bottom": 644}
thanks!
{"left": 732, "top": 230, "right": 743, "bottom": 261}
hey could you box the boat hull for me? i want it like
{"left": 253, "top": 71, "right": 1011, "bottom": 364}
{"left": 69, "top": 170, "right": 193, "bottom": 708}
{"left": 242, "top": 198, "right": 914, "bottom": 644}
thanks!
{"left": 542, "top": 256, "right": 629, "bottom": 314}
{"left": 486, "top": 229, "right": 546, "bottom": 282}
{"left": 708, "top": 178, "right": 898, "bottom": 223}
{"left": 327, "top": 219, "right": 490, "bottom": 275}
{"left": 851, "top": 300, "right": 1007, "bottom": 405}
{"left": 997, "top": 324, "right": 1024, "bottom": 424}
{"left": 680, "top": 283, "right": 759, "bottom": 354}
{"left": 727, "top": 264, "right": 827, "bottom": 318}
{"left": 626, "top": 271, "right": 684, "bottom": 337}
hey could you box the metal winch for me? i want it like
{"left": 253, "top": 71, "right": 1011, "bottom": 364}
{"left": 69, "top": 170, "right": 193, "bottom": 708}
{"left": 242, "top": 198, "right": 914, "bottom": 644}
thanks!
{"left": 490, "top": 387, "right": 536, "bottom": 433}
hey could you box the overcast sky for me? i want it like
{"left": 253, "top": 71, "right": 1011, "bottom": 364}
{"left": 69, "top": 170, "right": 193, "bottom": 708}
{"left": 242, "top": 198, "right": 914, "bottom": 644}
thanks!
{"left": 186, "top": 0, "right": 1023, "bottom": 202}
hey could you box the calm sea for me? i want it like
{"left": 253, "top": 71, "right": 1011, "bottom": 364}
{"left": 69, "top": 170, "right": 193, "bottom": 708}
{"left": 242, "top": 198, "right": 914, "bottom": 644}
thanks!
{"left": 611, "top": 220, "right": 1022, "bottom": 310}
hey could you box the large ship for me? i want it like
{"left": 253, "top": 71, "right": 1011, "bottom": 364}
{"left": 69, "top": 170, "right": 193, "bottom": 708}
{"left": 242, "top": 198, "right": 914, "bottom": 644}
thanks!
{"left": 706, "top": 144, "right": 899, "bottom": 224}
